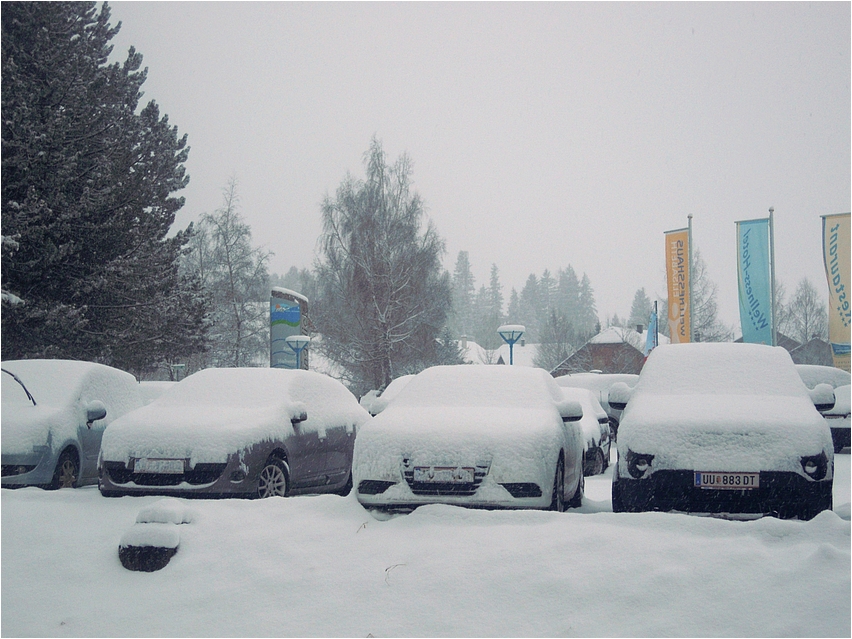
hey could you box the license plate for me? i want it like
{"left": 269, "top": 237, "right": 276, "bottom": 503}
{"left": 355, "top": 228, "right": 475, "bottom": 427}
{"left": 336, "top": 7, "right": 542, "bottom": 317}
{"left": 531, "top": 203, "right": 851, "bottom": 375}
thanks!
{"left": 694, "top": 471, "right": 759, "bottom": 490}
{"left": 134, "top": 458, "right": 184, "bottom": 474}
{"left": 413, "top": 466, "right": 475, "bottom": 484}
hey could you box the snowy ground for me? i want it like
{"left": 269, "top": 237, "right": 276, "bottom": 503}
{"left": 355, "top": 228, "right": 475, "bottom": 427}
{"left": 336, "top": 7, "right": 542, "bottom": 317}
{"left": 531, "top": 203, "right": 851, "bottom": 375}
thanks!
{"left": 2, "top": 451, "right": 850, "bottom": 638}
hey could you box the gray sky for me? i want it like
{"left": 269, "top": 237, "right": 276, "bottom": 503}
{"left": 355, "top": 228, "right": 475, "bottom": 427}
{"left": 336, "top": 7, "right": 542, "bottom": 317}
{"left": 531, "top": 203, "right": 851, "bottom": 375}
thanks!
{"left": 106, "top": 1, "right": 850, "bottom": 332}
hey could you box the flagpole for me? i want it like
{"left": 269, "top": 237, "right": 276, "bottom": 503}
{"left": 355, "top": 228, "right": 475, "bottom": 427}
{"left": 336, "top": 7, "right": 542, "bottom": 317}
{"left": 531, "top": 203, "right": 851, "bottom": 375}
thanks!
{"left": 688, "top": 214, "right": 694, "bottom": 342}
{"left": 769, "top": 206, "right": 777, "bottom": 347}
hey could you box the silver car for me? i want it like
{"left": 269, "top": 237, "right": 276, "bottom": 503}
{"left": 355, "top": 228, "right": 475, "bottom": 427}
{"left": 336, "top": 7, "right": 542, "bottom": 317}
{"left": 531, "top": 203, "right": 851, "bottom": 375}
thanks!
{"left": 2, "top": 360, "right": 143, "bottom": 489}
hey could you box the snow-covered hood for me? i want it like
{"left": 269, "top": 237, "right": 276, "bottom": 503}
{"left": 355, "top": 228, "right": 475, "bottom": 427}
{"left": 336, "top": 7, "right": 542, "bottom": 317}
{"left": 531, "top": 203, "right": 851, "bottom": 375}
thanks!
{"left": 1, "top": 404, "right": 74, "bottom": 455}
{"left": 100, "top": 403, "right": 297, "bottom": 466}
{"left": 618, "top": 393, "right": 832, "bottom": 472}
{"left": 353, "top": 405, "right": 562, "bottom": 484}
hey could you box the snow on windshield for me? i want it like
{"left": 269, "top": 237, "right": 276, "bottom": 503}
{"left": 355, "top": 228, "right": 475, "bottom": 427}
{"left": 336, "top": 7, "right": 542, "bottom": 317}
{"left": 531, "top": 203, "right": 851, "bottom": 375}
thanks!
{"left": 2, "top": 360, "right": 112, "bottom": 408}
{"left": 635, "top": 343, "right": 809, "bottom": 397}
{"left": 389, "top": 365, "right": 562, "bottom": 410}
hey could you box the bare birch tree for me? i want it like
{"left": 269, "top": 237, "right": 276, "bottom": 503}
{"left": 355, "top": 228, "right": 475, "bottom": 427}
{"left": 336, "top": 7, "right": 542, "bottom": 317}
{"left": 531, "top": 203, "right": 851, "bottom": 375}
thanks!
{"left": 313, "top": 138, "right": 453, "bottom": 394}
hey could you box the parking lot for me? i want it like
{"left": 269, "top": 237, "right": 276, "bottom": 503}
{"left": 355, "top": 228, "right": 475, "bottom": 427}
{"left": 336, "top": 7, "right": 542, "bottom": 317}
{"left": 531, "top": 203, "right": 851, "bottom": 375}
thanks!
{"left": 2, "top": 451, "right": 849, "bottom": 637}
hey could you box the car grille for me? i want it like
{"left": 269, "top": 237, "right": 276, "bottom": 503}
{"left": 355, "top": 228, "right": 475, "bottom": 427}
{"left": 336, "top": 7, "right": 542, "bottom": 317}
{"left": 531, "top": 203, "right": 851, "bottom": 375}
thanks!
{"left": 401, "top": 459, "right": 490, "bottom": 496}
{"left": 104, "top": 461, "right": 227, "bottom": 486}
{"left": 357, "top": 480, "right": 397, "bottom": 495}
{"left": 499, "top": 483, "right": 543, "bottom": 498}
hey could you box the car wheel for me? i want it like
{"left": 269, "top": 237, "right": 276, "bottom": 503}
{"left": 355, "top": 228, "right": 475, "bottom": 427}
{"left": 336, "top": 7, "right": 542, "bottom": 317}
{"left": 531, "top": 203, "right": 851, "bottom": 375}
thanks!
{"left": 256, "top": 458, "right": 289, "bottom": 498}
{"left": 566, "top": 468, "right": 584, "bottom": 509}
{"left": 49, "top": 450, "right": 79, "bottom": 490}
{"left": 549, "top": 457, "right": 565, "bottom": 512}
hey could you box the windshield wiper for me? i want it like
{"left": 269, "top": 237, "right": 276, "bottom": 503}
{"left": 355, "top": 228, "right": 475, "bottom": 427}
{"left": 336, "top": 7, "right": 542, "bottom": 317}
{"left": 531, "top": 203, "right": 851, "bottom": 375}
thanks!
{"left": 2, "top": 368, "right": 37, "bottom": 406}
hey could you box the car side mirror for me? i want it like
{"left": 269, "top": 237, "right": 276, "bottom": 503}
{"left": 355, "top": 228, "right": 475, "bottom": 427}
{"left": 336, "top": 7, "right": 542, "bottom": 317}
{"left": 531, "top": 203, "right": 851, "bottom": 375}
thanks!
{"left": 809, "top": 383, "right": 836, "bottom": 413}
{"left": 86, "top": 400, "right": 107, "bottom": 427}
{"left": 290, "top": 401, "right": 308, "bottom": 424}
{"left": 608, "top": 382, "right": 633, "bottom": 411}
{"left": 556, "top": 399, "right": 583, "bottom": 423}
{"left": 369, "top": 396, "right": 390, "bottom": 416}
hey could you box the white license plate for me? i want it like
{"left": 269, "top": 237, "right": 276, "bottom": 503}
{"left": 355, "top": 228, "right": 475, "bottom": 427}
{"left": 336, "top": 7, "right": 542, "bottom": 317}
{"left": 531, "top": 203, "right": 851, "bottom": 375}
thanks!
{"left": 694, "top": 471, "right": 759, "bottom": 490}
{"left": 135, "top": 458, "right": 184, "bottom": 474}
{"left": 413, "top": 466, "right": 475, "bottom": 484}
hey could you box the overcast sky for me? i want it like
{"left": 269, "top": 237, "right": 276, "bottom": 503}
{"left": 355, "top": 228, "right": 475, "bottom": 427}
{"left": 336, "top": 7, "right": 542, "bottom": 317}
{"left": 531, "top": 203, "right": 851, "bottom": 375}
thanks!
{"left": 106, "top": 1, "right": 850, "bottom": 332}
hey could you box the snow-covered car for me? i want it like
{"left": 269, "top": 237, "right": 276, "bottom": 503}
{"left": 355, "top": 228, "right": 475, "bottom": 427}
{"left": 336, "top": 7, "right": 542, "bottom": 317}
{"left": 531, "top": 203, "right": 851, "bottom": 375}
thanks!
{"left": 610, "top": 343, "right": 835, "bottom": 520}
{"left": 796, "top": 364, "right": 851, "bottom": 453}
{"left": 138, "top": 381, "right": 178, "bottom": 405}
{"left": 822, "top": 385, "right": 850, "bottom": 453}
{"left": 359, "top": 374, "right": 415, "bottom": 416}
{"left": 99, "top": 368, "right": 371, "bottom": 498}
{"left": 561, "top": 386, "right": 611, "bottom": 476}
{"left": 354, "top": 365, "right": 586, "bottom": 512}
{"left": 555, "top": 372, "right": 639, "bottom": 440}
{"left": 2, "top": 360, "right": 144, "bottom": 490}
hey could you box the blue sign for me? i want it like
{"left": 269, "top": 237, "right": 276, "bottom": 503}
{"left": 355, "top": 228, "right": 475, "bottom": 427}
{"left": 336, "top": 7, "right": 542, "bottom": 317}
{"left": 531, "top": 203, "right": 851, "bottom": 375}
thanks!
{"left": 736, "top": 218, "right": 773, "bottom": 345}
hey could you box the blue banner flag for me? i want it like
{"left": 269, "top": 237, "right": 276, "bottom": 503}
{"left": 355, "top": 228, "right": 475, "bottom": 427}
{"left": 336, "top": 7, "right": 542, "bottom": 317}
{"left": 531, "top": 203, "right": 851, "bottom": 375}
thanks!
{"left": 643, "top": 308, "right": 657, "bottom": 357}
{"left": 736, "top": 218, "right": 773, "bottom": 345}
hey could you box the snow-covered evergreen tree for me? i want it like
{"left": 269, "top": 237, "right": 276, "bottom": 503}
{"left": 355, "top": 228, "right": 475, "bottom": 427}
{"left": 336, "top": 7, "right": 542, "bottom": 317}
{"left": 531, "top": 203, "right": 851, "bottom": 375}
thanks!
{"left": 1, "top": 2, "right": 205, "bottom": 374}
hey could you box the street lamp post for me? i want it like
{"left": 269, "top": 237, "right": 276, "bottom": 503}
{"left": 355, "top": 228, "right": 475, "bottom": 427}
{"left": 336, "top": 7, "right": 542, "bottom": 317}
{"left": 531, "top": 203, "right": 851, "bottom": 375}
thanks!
{"left": 284, "top": 335, "right": 310, "bottom": 370}
{"left": 497, "top": 324, "right": 525, "bottom": 365}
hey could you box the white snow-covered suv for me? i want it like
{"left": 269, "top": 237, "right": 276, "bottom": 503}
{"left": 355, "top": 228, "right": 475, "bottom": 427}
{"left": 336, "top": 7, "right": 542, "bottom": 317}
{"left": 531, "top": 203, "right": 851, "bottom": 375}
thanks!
{"left": 610, "top": 343, "right": 835, "bottom": 520}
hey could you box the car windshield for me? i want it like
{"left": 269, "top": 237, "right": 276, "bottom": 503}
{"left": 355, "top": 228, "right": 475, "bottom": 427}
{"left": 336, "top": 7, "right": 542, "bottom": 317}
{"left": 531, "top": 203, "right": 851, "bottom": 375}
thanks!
{"left": 391, "top": 366, "right": 558, "bottom": 410}
{"left": 155, "top": 369, "right": 292, "bottom": 409}
{"left": 0, "top": 361, "right": 92, "bottom": 408}
{"left": 2, "top": 369, "right": 36, "bottom": 407}
{"left": 637, "top": 344, "right": 806, "bottom": 398}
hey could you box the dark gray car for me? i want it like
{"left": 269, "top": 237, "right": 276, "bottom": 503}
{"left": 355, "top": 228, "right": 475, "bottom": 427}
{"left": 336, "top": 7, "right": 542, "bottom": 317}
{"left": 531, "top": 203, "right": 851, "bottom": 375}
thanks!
{"left": 98, "top": 367, "right": 371, "bottom": 498}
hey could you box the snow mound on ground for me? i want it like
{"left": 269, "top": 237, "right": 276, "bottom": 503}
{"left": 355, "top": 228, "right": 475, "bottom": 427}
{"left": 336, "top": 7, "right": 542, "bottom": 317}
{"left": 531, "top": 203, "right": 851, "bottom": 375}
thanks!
{"left": 119, "top": 522, "right": 181, "bottom": 549}
{"left": 136, "top": 498, "right": 195, "bottom": 525}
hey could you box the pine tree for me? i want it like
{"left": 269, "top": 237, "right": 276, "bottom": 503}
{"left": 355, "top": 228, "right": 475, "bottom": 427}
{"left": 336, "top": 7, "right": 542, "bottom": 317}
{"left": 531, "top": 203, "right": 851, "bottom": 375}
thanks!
{"left": 1, "top": 2, "right": 204, "bottom": 374}
{"left": 628, "top": 288, "right": 653, "bottom": 330}
{"left": 449, "top": 250, "right": 476, "bottom": 339}
{"left": 577, "top": 273, "right": 599, "bottom": 335}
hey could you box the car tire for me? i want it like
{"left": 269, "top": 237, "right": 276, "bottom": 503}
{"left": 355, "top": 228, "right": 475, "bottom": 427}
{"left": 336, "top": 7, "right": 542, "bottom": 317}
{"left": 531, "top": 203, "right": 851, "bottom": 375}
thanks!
{"left": 256, "top": 458, "right": 289, "bottom": 498}
{"left": 49, "top": 450, "right": 79, "bottom": 490}
{"left": 611, "top": 475, "right": 625, "bottom": 512}
{"left": 583, "top": 448, "right": 605, "bottom": 477}
{"left": 566, "top": 468, "right": 583, "bottom": 509}
{"left": 549, "top": 458, "right": 565, "bottom": 512}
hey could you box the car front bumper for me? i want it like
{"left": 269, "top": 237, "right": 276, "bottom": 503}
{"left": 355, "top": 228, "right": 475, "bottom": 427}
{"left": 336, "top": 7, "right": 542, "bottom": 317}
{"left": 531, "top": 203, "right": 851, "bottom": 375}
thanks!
{"left": 1, "top": 450, "right": 54, "bottom": 487}
{"left": 612, "top": 469, "right": 833, "bottom": 520}
{"left": 99, "top": 455, "right": 252, "bottom": 498}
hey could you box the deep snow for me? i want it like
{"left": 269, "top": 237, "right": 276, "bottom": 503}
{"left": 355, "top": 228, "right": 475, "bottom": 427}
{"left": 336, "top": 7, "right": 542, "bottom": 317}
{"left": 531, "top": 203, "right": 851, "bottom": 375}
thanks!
{"left": 2, "top": 451, "right": 849, "bottom": 637}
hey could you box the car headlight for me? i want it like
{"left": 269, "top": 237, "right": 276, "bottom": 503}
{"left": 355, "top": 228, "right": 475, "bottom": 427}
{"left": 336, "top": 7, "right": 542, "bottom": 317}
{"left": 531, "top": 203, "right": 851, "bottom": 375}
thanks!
{"left": 626, "top": 450, "right": 655, "bottom": 479}
{"left": 800, "top": 452, "right": 828, "bottom": 481}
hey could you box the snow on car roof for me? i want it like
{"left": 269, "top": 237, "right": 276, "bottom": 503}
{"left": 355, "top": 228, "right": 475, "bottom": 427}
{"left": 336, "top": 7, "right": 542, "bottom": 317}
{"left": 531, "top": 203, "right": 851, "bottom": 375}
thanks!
{"left": 555, "top": 372, "right": 639, "bottom": 392}
{"left": 635, "top": 343, "right": 810, "bottom": 397}
{"left": 101, "top": 367, "right": 369, "bottom": 465}
{"left": 796, "top": 364, "right": 851, "bottom": 389}
{"left": 388, "top": 365, "right": 564, "bottom": 409}
{"left": 1, "top": 359, "right": 136, "bottom": 408}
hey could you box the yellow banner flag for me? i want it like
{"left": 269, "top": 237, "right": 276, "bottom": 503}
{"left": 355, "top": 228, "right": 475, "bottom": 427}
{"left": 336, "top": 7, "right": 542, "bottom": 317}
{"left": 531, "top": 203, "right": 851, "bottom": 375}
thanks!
{"left": 822, "top": 213, "right": 851, "bottom": 371}
{"left": 665, "top": 228, "right": 691, "bottom": 343}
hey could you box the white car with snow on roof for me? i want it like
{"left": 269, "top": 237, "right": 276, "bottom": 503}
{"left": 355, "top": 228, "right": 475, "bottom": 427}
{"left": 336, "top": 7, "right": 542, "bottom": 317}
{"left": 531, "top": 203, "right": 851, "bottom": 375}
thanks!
{"left": 555, "top": 372, "right": 639, "bottom": 441}
{"left": 2, "top": 360, "right": 143, "bottom": 489}
{"left": 796, "top": 364, "right": 850, "bottom": 453}
{"left": 610, "top": 343, "right": 835, "bottom": 520}
{"left": 560, "top": 386, "right": 611, "bottom": 476}
{"left": 99, "top": 368, "right": 371, "bottom": 498}
{"left": 353, "top": 365, "right": 585, "bottom": 512}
